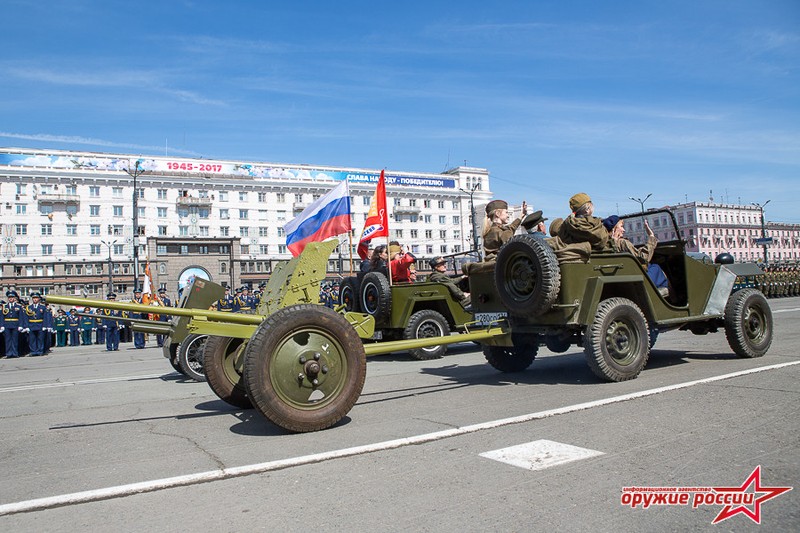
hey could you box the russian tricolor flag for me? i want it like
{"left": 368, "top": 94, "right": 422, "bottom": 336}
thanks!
{"left": 285, "top": 180, "right": 352, "bottom": 256}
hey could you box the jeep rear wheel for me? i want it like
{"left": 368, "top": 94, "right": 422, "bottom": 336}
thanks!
{"left": 584, "top": 297, "right": 650, "bottom": 382}
{"left": 339, "top": 277, "right": 360, "bottom": 312}
{"left": 360, "top": 272, "right": 391, "bottom": 323}
{"left": 724, "top": 288, "right": 772, "bottom": 358}
{"left": 495, "top": 234, "right": 560, "bottom": 316}
{"left": 404, "top": 309, "right": 450, "bottom": 360}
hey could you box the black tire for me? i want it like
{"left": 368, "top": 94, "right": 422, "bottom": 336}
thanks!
{"left": 178, "top": 334, "right": 208, "bottom": 382}
{"left": 483, "top": 334, "right": 538, "bottom": 372}
{"left": 203, "top": 335, "right": 252, "bottom": 409}
{"left": 584, "top": 297, "right": 650, "bottom": 382}
{"left": 243, "top": 305, "right": 366, "bottom": 433}
{"left": 164, "top": 343, "right": 185, "bottom": 375}
{"left": 403, "top": 309, "right": 450, "bottom": 360}
{"left": 495, "top": 234, "right": 561, "bottom": 316}
{"left": 360, "top": 272, "right": 392, "bottom": 323}
{"left": 339, "top": 277, "right": 361, "bottom": 312}
{"left": 724, "top": 288, "right": 773, "bottom": 358}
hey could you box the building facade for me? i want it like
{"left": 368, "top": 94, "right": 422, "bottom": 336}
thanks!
{"left": 0, "top": 148, "right": 493, "bottom": 298}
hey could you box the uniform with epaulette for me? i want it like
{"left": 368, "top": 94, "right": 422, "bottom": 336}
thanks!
{"left": 54, "top": 310, "right": 68, "bottom": 347}
{"left": 214, "top": 288, "right": 236, "bottom": 312}
{"left": 67, "top": 310, "right": 81, "bottom": 346}
{"left": 22, "top": 292, "right": 48, "bottom": 356}
{"left": 101, "top": 293, "right": 123, "bottom": 351}
{"left": 235, "top": 287, "right": 256, "bottom": 314}
{"left": 2, "top": 290, "right": 24, "bottom": 358}
{"left": 80, "top": 307, "right": 96, "bottom": 346}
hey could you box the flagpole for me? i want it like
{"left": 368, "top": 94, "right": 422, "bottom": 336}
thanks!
{"left": 348, "top": 232, "right": 354, "bottom": 276}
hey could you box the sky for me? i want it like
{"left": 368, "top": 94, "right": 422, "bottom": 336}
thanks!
{"left": 2, "top": 0, "right": 799, "bottom": 223}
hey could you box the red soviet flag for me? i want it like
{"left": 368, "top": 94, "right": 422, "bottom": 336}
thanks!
{"left": 357, "top": 170, "right": 389, "bottom": 259}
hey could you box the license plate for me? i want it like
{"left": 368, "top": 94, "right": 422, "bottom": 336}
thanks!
{"left": 474, "top": 312, "right": 507, "bottom": 325}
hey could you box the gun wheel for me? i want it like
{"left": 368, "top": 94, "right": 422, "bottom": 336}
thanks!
{"left": 178, "top": 334, "right": 208, "bottom": 382}
{"left": 203, "top": 335, "right": 252, "bottom": 409}
{"left": 164, "top": 342, "right": 185, "bottom": 375}
{"left": 244, "top": 305, "right": 366, "bottom": 433}
{"left": 584, "top": 297, "right": 650, "bottom": 382}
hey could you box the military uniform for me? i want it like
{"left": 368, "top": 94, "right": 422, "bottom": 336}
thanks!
{"left": 80, "top": 309, "right": 96, "bottom": 345}
{"left": 54, "top": 311, "right": 68, "bottom": 347}
{"left": 2, "top": 291, "right": 24, "bottom": 357}
{"left": 23, "top": 293, "right": 48, "bottom": 356}
{"left": 235, "top": 289, "right": 256, "bottom": 313}
{"left": 214, "top": 290, "right": 236, "bottom": 312}
{"left": 101, "top": 293, "right": 123, "bottom": 351}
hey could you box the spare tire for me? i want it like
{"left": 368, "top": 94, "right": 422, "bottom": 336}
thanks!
{"left": 495, "top": 234, "right": 560, "bottom": 316}
{"left": 338, "top": 276, "right": 361, "bottom": 312}
{"left": 360, "top": 271, "right": 392, "bottom": 323}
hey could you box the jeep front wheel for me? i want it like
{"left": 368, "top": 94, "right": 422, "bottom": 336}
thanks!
{"left": 724, "top": 288, "right": 772, "bottom": 358}
{"left": 584, "top": 297, "right": 650, "bottom": 382}
{"left": 404, "top": 309, "right": 450, "bottom": 360}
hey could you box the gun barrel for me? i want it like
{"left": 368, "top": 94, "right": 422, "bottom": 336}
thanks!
{"left": 46, "top": 295, "right": 264, "bottom": 326}
{"left": 74, "top": 312, "right": 173, "bottom": 335}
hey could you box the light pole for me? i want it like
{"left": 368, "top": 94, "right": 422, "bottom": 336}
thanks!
{"left": 752, "top": 200, "right": 771, "bottom": 266}
{"left": 124, "top": 160, "right": 146, "bottom": 290}
{"left": 101, "top": 239, "right": 117, "bottom": 294}
{"left": 459, "top": 184, "right": 480, "bottom": 259}
{"left": 629, "top": 193, "right": 652, "bottom": 215}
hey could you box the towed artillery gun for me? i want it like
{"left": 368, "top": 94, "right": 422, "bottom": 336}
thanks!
{"left": 46, "top": 210, "right": 774, "bottom": 433}
{"left": 47, "top": 240, "right": 503, "bottom": 433}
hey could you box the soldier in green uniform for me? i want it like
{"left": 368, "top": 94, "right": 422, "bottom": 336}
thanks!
{"left": 482, "top": 199, "right": 527, "bottom": 261}
{"left": 558, "top": 192, "right": 609, "bottom": 252}
{"left": 80, "top": 307, "right": 95, "bottom": 345}
{"left": 54, "top": 309, "right": 68, "bottom": 347}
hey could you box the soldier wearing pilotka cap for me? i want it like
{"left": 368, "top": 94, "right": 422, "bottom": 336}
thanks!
{"left": 482, "top": 199, "right": 528, "bottom": 261}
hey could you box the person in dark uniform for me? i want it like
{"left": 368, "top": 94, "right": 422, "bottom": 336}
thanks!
{"left": 95, "top": 311, "right": 105, "bottom": 345}
{"left": 68, "top": 309, "right": 81, "bottom": 346}
{"left": 130, "top": 289, "right": 146, "bottom": 349}
{"left": 214, "top": 287, "right": 236, "bottom": 312}
{"left": 235, "top": 286, "right": 255, "bottom": 313}
{"left": 2, "top": 290, "right": 24, "bottom": 358}
{"left": 23, "top": 292, "right": 48, "bottom": 356}
{"left": 101, "top": 293, "right": 122, "bottom": 351}
{"left": 156, "top": 287, "right": 172, "bottom": 347}
{"left": 80, "top": 307, "right": 96, "bottom": 345}
{"left": 54, "top": 309, "right": 68, "bottom": 347}
{"left": 427, "top": 256, "right": 471, "bottom": 309}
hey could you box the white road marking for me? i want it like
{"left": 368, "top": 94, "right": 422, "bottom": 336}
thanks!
{"left": 773, "top": 308, "right": 800, "bottom": 313}
{"left": 0, "top": 374, "right": 169, "bottom": 393}
{"left": 480, "top": 439, "right": 604, "bottom": 471}
{"left": 0, "top": 360, "right": 798, "bottom": 516}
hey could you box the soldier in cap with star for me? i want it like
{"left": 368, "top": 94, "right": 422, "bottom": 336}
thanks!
{"left": 482, "top": 199, "right": 528, "bottom": 261}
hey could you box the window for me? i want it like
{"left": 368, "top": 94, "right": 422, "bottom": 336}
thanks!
{"left": 452, "top": 201, "right": 458, "bottom": 209}
{"left": 439, "top": 230, "right": 447, "bottom": 239}
{"left": 439, "top": 216, "right": 446, "bottom": 224}
{"left": 90, "top": 244, "right": 101, "bottom": 255}
{"left": 112, "top": 187, "right": 123, "bottom": 198}
{"left": 220, "top": 262, "right": 227, "bottom": 274}
{"left": 113, "top": 244, "right": 124, "bottom": 254}
{"left": 90, "top": 205, "right": 100, "bottom": 216}
{"left": 138, "top": 207, "right": 145, "bottom": 218}
{"left": 424, "top": 200, "right": 431, "bottom": 208}
{"left": 41, "top": 224, "right": 52, "bottom": 236}
{"left": 15, "top": 224, "right": 27, "bottom": 235}
{"left": 220, "top": 208, "right": 229, "bottom": 220}
{"left": 16, "top": 183, "right": 26, "bottom": 195}
{"left": 259, "top": 245, "right": 269, "bottom": 255}
{"left": 278, "top": 245, "right": 287, "bottom": 254}
{"left": 199, "top": 245, "right": 209, "bottom": 254}
{"left": 90, "top": 186, "right": 100, "bottom": 197}
{"left": 158, "top": 225, "right": 168, "bottom": 236}
{"left": 410, "top": 229, "right": 418, "bottom": 239}
{"left": 199, "top": 208, "right": 210, "bottom": 219}
{"left": 65, "top": 185, "right": 77, "bottom": 195}
{"left": 42, "top": 244, "right": 53, "bottom": 255}
{"left": 219, "top": 191, "right": 228, "bottom": 202}
{"left": 277, "top": 211, "right": 286, "bottom": 221}
{"left": 40, "top": 204, "right": 53, "bottom": 215}
{"left": 113, "top": 205, "right": 123, "bottom": 217}
{"left": 181, "top": 245, "right": 189, "bottom": 255}
{"left": 179, "top": 226, "right": 189, "bottom": 236}
{"left": 453, "top": 216, "right": 460, "bottom": 224}
{"left": 363, "top": 196, "right": 371, "bottom": 206}
{"left": 220, "top": 245, "right": 230, "bottom": 254}
{"left": 239, "top": 209, "right": 248, "bottom": 219}
{"left": 66, "top": 244, "right": 77, "bottom": 255}
{"left": 137, "top": 189, "right": 144, "bottom": 199}
{"left": 158, "top": 207, "right": 167, "bottom": 218}
{"left": 16, "top": 245, "right": 27, "bottom": 256}
{"left": 258, "top": 209, "right": 268, "bottom": 220}
{"left": 425, "top": 230, "right": 433, "bottom": 239}
{"left": 67, "top": 224, "right": 77, "bottom": 236}
{"left": 157, "top": 189, "right": 168, "bottom": 200}
{"left": 220, "top": 226, "right": 229, "bottom": 237}
{"left": 112, "top": 225, "right": 123, "bottom": 236}
{"left": 157, "top": 245, "right": 167, "bottom": 255}
{"left": 394, "top": 198, "right": 401, "bottom": 206}
{"left": 258, "top": 192, "right": 267, "bottom": 202}
{"left": 16, "top": 204, "right": 26, "bottom": 214}
{"left": 438, "top": 200, "right": 445, "bottom": 209}
{"left": 239, "top": 192, "right": 248, "bottom": 202}
{"left": 177, "top": 207, "right": 189, "bottom": 218}
{"left": 90, "top": 225, "right": 100, "bottom": 235}
{"left": 66, "top": 205, "right": 78, "bottom": 215}
{"left": 199, "top": 226, "right": 209, "bottom": 236}
{"left": 277, "top": 227, "right": 285, "bottom": 237}
{"left": 241, "top": 244, "right": 250, "bottom": 255}
{"left": 240, "top": 227, "right": 249, "bottom": 237}
{"left": 440, "top": 245, "right": 448, "bottom": 253}
{"left": 259, "top": 227, "right": 268, "bottom": 237}
{"left": 424, "top": 215, "right": 432, "bottom": 223}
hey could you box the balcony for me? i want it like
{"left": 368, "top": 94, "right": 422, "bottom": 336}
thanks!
{"left": 176, "top": 196, "right": 212, "bottom": 207}
{"left": 394, "top": 206, "right": 422, "bottom": 215}
{"left": 38, "top": 193, "right": 80, "bottom": 205}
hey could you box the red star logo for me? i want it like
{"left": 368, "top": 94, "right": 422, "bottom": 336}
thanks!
{"left": 712, "top": 465, "right": 792, "bottom": 524}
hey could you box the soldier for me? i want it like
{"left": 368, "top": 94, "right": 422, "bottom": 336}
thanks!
{"left": 95, "top": 311, "right": 105, "bottom": 345}
{"left": 22, "top": 292, "right": 48, "bottom": 356}
{"left": 558, "top": 193, "right": 609, "bottom": 252}
{"left": 68, "top": 308, "right": 81, "bottom": 346}
{"left": 482, "top": 199, "right": 528, "bottom": 261}
{"left": 2, "top": 290, "right": 24, "bottom": 358}
{"left": 156, "top": 287, "right": 172, "bottom": 347}
{"left": 214, "top": 286, "right": 236, "bottom": 312}
{"left": 54, "top": 309, "right": 68, "bottom": 347}
{"left": 101, "top": 293, "right": 123, "bottom": 351}
{"left": 80, "top": 307, "right": 96, "bottom": 345}
{"left": 235, "top": 286, "right": 255, "bottom": 313}
{"left": 130, "top": 289, "right": 146, "bottom": 349}
{"left": 428, "top": 256, "right": 471, "bottom": 309}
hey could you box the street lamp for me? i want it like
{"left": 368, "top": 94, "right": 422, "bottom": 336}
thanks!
{"left": 101, "top": 239, "right": 118, "bottom": 293}
{"left": 752, "top": 200, "right": 771, "bottom": 266}
{"left": 629, "top": 193, "right": 652, "bottom": 215}
{"left": 124, "top": 160, "right": 146, "bottom": 290}
{"left": 459, "top": 184, "right": 481, "bottom": 259}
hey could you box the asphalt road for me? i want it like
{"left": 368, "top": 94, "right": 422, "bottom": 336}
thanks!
{"left": 0, "top": 298, "right": 798, "bottom": 532}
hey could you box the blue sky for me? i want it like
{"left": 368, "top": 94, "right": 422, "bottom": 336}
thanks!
{"left": 2, "top": 0, "right": 798, "bottom": 222}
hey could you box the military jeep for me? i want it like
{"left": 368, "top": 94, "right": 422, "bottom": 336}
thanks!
{"left": 468, "top": 209, "right": 774, "bottom": 382}
{"left": 339, "top": 271, "right": 472, "bottom": 359}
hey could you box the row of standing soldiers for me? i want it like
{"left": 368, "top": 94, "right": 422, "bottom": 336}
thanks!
{"left": 757, "top": 265, "right": 800, "bottom": 298}
{"left": 213, "top": 286, "right": 263, "bottom": 314}
{"left": 1, "top": 289, "right": 173, "bottom": 357}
